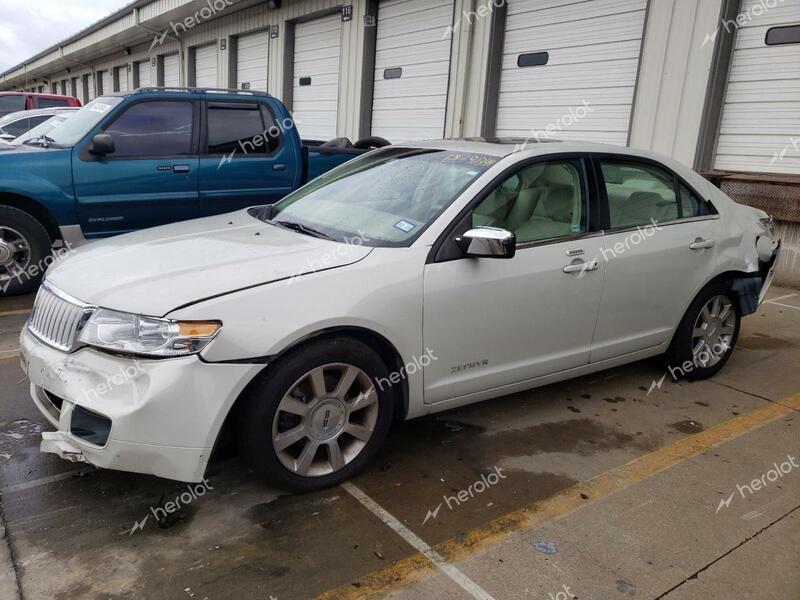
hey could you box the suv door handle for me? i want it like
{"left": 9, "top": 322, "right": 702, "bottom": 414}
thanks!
{"left": 689, "top": 239, "right": 715, "bottom": 250}
{"left": 172, "top": 165, "right": 191, "bottom": 173}
{"left": 563, "top": 259, "right": 599, "bottom": 274}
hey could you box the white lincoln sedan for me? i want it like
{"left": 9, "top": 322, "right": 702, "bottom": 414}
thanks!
{"left": 20, "top": 140, "right": 780, "bottom": 491}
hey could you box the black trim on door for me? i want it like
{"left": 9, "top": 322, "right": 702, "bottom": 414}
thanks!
{"left": 426, "top": 153, "right": 600, "bottom": 264}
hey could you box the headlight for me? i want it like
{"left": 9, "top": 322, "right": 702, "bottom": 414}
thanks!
{"left": 78, "top": 309, "right": 221, "bottom": 357}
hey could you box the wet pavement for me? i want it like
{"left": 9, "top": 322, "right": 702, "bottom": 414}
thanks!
{"left": 0, "top": 288, "right": 798, "bottom": 599}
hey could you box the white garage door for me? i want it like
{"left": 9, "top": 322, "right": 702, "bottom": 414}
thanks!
{"left": 496, "top": 0, "right": 647, "bottom": 145}
{"left": 137, "top": 61, "right": 152, "bottom": 89}
{"left": 715, "top": 1, "right": 800, "bottom": 175}
{"left": 293, "top": 13, "right": 342, "bottom": 141}
{"left": 101, "top": 71, "right": 113, "bottom": 95}
{"left": 195, "top": 44, "right": 218, "bottom": 88}
{"left": 237, "top": 30, "right": 269, "bottom": 91}
{"left": 371, "top": 0, "right": 454, "bottom": 141}
{"left": 163, "top": 53, "right": 181, "bottom": 87}
{"left": 116, "top": 67, "right": 129, "bottom": 93}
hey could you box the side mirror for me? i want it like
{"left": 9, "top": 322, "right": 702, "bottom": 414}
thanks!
{"left": 89, "top": 133, "right": 115, "bottom": 156}
{"left": 0, "top": 133, "right": 14, "bottom": 142}
{"left": 456, "top": 227, "right": 516, "bottom": 259}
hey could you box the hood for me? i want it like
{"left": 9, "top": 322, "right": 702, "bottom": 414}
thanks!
{"left": 46, "top": 210, "right": 373, "bottom": 316}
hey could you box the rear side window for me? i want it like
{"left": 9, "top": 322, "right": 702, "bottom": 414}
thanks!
{"left": 105, "top": 101, "right": 193, "bottom": 157}
{"left": 0, "top": 96, "right": 26, "bottom": 115}
{"left": 206, "top": 102, "right": 279, "bottom": 155}
{"left": 38, "top": 98, "right": 71, "bottom": 109}
{"left": 601, "top": 161, "right": 679, "bottom": 229}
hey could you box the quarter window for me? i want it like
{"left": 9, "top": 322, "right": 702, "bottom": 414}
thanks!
{"left": 472, "top": 160, "right": 586, "bottom": 244}
{"left": 679, "top": 182, "right": 713, "bottom": 218}
{"left": 206, "top": 102, "right": 278, "bottom": 155}
{"left": 104, "top": 101, "right": 193, "bottom": 157}
{"left": 601, "top": 161, "right": 679, "bottom": 229}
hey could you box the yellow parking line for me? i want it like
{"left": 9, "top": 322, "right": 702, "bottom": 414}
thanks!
{"left": 317, "top": 392, "right": 800, "bottom": 600}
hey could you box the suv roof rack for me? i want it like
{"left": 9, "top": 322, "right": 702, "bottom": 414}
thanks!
{"left": 133, "top": 87, "right": 272, "bottom": 97}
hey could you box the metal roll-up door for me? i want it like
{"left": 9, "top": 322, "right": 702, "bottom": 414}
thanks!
{"left": 163, "top": 54, "right": 180, "bottom": 87}
{"left": 714, "top": 0, "right": 800, "bottom": 174}
{"left": 371, "top": 0, "right": 454, "bottom": 141}
{"left": 195, "top": 44, "right": 218, "bottom": 88}
{"left": 101, "top": 71, "right": 113, "bottom": 95}
{"left": 496, "top": 0, "right": 647, "bottom": 145}
{"left": 237, "top": 30, "right": 269, "bottom": 91}
{"left": 117, "top": 66, "right": 129, "bottom": 93}
{"left": 293, "top": 13, "right": 342, "bottom": 141}
{"left": 137, "top": 61, "right": 152, "bottom": 89}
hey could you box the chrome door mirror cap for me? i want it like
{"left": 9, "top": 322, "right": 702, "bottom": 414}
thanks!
{"left": 456, "top": 227, "right": 516, "bottom": 259}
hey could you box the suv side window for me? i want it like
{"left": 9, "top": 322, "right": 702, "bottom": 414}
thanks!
{"left": 37, "top": 98, "right": 71, "bottom": 109}
{"left": 472, "top": 160, "right": 586, "bottom": 244}
{"left": 104, "top": 101, "right": 193, "bottom": 157}
{"left": 600, "top": 161, "right": 679, "bottom": 229}
{"left": 206, "top": 102, "right": 279, "bottom": 155}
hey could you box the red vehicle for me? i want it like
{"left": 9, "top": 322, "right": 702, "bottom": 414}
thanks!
{"left": 0, "top": 92, "right": 81, "bottom": 118}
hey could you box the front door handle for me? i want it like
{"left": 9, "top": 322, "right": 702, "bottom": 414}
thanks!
{"left": 172, "top": 164, "right": 191, "bottom": 174}
{"left": 563, "top": 259, "right": 599, "bottom": 274}
{"left": 273, "top": 163, "right": 287, "bottom": 171}
{"left": 689, "top": 238, "right": 715, "bottom": 250}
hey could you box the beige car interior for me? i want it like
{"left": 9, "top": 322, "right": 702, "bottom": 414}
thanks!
{"left": 602, "top": 163, "right": 679, "bottom": 228}
{"left": 473, "top": 162, "right": 584, "bottom": 243}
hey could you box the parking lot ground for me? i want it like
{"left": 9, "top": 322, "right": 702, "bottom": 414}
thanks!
{"left": 0, "top": 288, "right": 798, "bottom": 599}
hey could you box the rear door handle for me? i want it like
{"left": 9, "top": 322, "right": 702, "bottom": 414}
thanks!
{"left": 273, "top": 163, "right": 287, "bottom": 171}
{"left": 563, "top": 259, "right": 599, "bottom": 274}
{"left": 172, "top": 164, "right": 191, "bottom": 174}
{"left": 689, "top": 239, "right": 715, "bottom": 250}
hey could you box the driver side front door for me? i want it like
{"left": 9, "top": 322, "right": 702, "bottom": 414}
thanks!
{"left": 422, "top": 157, "right": 606, "bottom": 405}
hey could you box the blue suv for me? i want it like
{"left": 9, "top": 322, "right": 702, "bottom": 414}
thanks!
{"left": 0, "top": 88, "right": 384, "bottom": 295}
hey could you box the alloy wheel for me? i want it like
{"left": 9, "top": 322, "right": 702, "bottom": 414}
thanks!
{"left": 271, "top": 363, "right": 379, "bottom": 477}
{"left": 0, "top": 226, "right": 31, "bottom": 284}
{"left": 692, "top": 295, "right": 736, "bottom": 368}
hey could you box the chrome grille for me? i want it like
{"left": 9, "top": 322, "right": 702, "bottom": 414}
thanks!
{"left": 28, "top": 283, "right": 93, "bottom": 352}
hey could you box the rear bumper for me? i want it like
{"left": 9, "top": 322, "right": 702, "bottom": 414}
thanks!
{"left": 20, "top": 327, "right": 262, "bottom": 482}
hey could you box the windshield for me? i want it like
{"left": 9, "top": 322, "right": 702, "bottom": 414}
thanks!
{"left": 0, "top": 96, "right": 26, "bottom": 117}
{"left": 39, "top": 96, "right": 123, "bottom": 147}
{"left": 12, "top": 114, "right": 73, "bottom": 145}
{"left": 267, "top": 148, "right": 500, "bottom": 246}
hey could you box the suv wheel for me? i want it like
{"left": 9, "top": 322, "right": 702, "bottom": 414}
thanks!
{"left": 0, "top": 205, "right": 52, "bottom": 296}
{"left": 666, "top": 282, "right": 741, "bottom": 380}
{"left": 239, "top": 337, "right": 395, "bottom": 491}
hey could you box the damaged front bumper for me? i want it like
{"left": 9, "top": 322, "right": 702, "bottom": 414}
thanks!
{"left": 20, "top": 327, "right": 262, "bottom": 482}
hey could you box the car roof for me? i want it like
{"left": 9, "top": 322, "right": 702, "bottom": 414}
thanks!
{"left": 0, "top": 107, "right": 80, "bottom": 121}
{"left": 397, "top": 138, "right": 683, "bottom": 164}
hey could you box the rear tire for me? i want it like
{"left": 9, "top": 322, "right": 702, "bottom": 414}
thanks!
{"left": 238, "top": 337, "right": 395, "bottom": 492}
{"left": 665, "top": 281, "right": 741, "bottom": 381}
{"left": 0, "top": 205, "right": 52, "bottom": 296}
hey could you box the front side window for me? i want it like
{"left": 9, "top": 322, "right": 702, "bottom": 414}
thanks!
{"left": 601, "top": 161, "right": 679, "bottom": 229}
{"left": 472, "top": 160, "right": 586, "bottom": 244}
{"left": 268, "top": 148, "right": 500, "bottom": 246}
{"left": 206, "top": 102, "right": 278, "bottom": 155}
{"left": 104, "top": 101, "right": 193, "bottom": 157}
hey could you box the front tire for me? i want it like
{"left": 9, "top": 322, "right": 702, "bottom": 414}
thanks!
{"left": 0, "top": 205, "right": 52, "bottom": 296}
{"left": 239, "top": 337, "right": 395, "bottom": 492}
{"left": 665, "top": 282, "right": 741, "bottom": 381}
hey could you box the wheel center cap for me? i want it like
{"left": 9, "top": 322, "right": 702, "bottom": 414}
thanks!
{"left": 308, "top": 399, "right": 347, "bottom": 441}
{"left": 0, "top": 241, "right": 12, "bottom": 265}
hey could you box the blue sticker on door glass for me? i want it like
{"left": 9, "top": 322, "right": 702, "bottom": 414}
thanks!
{"left": 394, "top": 220, "right": 416, "bottom": 233}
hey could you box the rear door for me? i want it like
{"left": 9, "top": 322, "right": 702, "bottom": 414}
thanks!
{"left": 73, "top": 99, "right": 200, "bottom": 236}
{"left": 589, "top": 155, "right": 720, "bottom": 362}
{"left": 197, "top": 99, "right": 297, "bottom": 215}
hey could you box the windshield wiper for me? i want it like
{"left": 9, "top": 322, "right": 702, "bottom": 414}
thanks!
{"left": 24, "top": 135, "right": 57, "bottom": 148}
{"left": 273, "top": 220, "right": 333, "bottom": 240}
